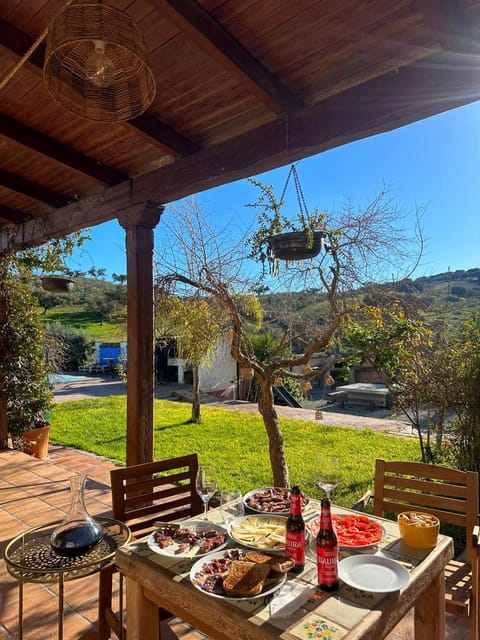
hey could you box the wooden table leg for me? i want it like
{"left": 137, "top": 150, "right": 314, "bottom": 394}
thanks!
{"left": 125, "top": 576, "right": 159, "bottom": 640}
{"left": 414, "top": 571, "right": 446, "bottom": 639}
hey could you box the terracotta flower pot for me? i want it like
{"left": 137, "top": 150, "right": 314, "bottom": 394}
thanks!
{"left": 41, "top": 276, "right": 74, "bottom": 292}
{"left": 21, "top": 424, "right": 51, "bottom": 460}
{"left": 267, "top": 230, "right": 324, "bottom": 261}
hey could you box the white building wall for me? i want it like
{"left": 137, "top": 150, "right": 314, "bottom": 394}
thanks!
{"left": 198, "top": 338, "right": 237, "bottom": 398}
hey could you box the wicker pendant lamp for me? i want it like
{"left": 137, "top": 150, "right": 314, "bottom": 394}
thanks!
{"left": 43, "top": 2, "right": 155, "bottom": 122}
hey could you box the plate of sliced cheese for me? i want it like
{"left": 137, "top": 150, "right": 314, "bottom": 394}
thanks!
{"left": 227, "top": 514, "right": 288, "bottom": 552}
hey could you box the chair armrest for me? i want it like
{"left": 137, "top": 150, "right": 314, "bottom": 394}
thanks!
{"left": 351, "top": 489, "right": 373, "bottom": 512}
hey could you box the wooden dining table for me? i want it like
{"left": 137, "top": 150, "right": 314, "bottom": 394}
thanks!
{"left": 115, "top": 501, "right": 454, "bottom": 640}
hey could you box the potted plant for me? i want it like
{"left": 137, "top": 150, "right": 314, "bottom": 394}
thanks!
{"left": 246, "top": 166, "right": 326, "bottom": 273}
{"left": 0, "top": 233, "right": 85, "bottom": 458}
{"left": 0, "top": 258, "right": 53, "bottom": 458}
{"left": 41, "top": 274, "right": 74, "bottom": 292}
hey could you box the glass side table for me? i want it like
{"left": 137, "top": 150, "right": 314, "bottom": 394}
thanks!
{"left": 4, "top": 517, "right": 131, "bottom": 640}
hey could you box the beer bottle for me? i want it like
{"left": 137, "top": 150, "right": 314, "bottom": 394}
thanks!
{"left": 285, "top": 485, "right": 305, "bottom": 574}
{"left": 316, "top": 497, "right": 339, "bottom": 591}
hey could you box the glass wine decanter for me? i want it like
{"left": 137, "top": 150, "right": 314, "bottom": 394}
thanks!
{"left": 51, "top": 474, "right": 103, "bottom": 556}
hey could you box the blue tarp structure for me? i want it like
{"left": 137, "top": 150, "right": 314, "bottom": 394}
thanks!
{"left": 98, "top": 344, "right": 121, "bottom": 365}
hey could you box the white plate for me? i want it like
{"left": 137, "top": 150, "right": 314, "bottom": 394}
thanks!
{"left": 339, "top": 555, "right": 409, "bottom": 593}
{"left": 227, "top": 514, "right": 287, "bottom": 552}
{"left": 243, "top": 487, "right": 309, "bottom": 515}
{"left": 190, "top": 548, "right": 287, "bottom": 600}
{"left": 306, "top": 514, "right": 386, "bottom": 549}
{"left": 147, "top": 522, "right": 228, "bottom": 558}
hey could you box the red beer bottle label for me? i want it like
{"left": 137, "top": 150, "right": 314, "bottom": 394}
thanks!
{"left": 286, "top": 531, "right": 305, "bottom": 565}
{"left": 317, "top": 547, "right": 339, "bottom": 585}
{"left": 316, "top": 497, "right": 339, "bottom": 591}
{"left": 286, "top": 487, "right": 305, "bottom": 573}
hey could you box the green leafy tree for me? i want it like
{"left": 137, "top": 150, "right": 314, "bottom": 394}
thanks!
{"left": 112, "top": 273, "right": 127, "bottom": 285}
{"left": 44, "top": 321, "right": 94, "bottom": 372}
{"left": 342, "top": 303, "right": 435, "bottom": 460}
{"left": 343, "top": 304, "right": 480, "bottom": 469}
{"left": 449, "top": 313, "right": 480, "bottom": 470}
{"left": 155, "top": 293, "right": 230, "bottom": 422}
{"left": 156, "top": 187, "right": 422, "bottom": 486}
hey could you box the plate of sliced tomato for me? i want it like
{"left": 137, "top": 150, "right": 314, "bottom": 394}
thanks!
{"left": 306, "top": 513, "right": 386, "bottom": 548}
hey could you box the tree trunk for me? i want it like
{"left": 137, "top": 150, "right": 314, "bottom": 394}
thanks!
{"left": 191, "top": 365, "right": 201, "bottom": 423}
{"left": 257, "top": 375, "right": 289, "bottom": 487}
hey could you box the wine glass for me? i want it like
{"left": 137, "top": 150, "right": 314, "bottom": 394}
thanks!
{"left": 315, "top": 455, "right": 342, "bottom": 501}
{"left": 219, "top": 489, "right": 244, "bottom": 525}
{"left": 195, "top": 465, "right": 217, "bottom": 520}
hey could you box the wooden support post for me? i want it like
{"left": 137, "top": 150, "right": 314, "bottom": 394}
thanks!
{"left": 119, "top": 202, "right": 164, "bottom": 466}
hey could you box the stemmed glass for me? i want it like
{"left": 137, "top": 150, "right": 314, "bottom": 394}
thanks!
{"left": 195, "top": 465, "right": 217, "bottom": 520}
{"left": 219, "top": 489, "right": 244, "bottom": 525}
{"left": 314, "top": 455, "right": 342, "bottom": 501}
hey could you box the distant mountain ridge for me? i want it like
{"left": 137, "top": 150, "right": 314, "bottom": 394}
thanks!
{"left": 257, "top": 268, "right": 480, "bottom": 339}
{"left": 37, "top": 268, "right": 480, "bottom": 343}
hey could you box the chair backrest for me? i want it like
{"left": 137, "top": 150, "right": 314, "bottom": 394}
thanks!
{"left": 373, "top": 459, "right": 479, "bottom": 563}
{"left": 110, "top": 453, "right": 204, "bottom": 538}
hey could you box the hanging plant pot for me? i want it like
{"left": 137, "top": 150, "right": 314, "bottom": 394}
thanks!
{"left": 41, "top": 276, "right": 74, "bottom": 292}
{"left": 267, "top": 230, "right": 324, "bottom": 261}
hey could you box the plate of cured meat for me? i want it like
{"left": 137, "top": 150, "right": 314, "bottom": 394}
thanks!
{"left": 147, "top": 522, "right": 228, "bottom": 558}
{"left": 190, "top": 548, "right": 289, "bottom": 600}
{"left": 243, "top": 487, "right": 309, "bottom": 515}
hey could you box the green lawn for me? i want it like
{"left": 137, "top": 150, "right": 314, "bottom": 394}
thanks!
{"left": 50, "top": 397, "right": 419, "bottom": 508}
{"left": 41, "top": 306, "right": 126, "bottom": 342}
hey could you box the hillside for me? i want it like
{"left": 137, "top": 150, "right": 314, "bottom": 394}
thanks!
{"left": 35, "top": 268, "right": 480, "bottom": 342}
{"left": 260, "top": 268, "right": 480, "bottom": 331}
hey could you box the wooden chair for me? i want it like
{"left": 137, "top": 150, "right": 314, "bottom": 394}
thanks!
{"left": 373, "top": 459, "right": 480, "bottom": 640}
{"left": 98, "top": 453, "right": 204, "bottom": 640}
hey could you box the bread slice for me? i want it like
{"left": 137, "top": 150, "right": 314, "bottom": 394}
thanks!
{"left": 244, "top": 551, "right": 273, "bottom": 564}
{"left": 223, "top": 561, "right": 271, "bottom": 597}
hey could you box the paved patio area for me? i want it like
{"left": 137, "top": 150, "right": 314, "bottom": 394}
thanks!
{"left": 0, "top": 444, "right": 471, "bottom": 639}
{"left": 0, "top": 448, "right": 197, "bottom": 640}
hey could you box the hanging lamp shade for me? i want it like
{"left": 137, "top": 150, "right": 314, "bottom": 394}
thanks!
{"left": 43, "top": 3, "right": 156, "bottom": 122}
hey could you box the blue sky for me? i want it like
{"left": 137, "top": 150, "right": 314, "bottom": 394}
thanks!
{"left": 68, "top": 100, "right": 480, "bottom": 280}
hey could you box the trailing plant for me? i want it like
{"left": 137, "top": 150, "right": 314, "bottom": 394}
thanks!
{"left": 245, "top": 167, "right": 326, "bottom": 273}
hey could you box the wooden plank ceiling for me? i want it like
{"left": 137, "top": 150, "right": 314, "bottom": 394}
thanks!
{"left": 1, "top": 0, "right": 480, "bottom": 249}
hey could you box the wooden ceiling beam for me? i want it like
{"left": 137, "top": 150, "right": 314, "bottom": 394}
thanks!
{"left": 0, "top": 205, "right": 29, "bottom": 224}
{"left": 149, "top": 0, "right": 303, "bottom": 114}
{"left": 0, "top": 19, "right": 198, "bottom": 158}
{"left": 0, "top": 18, "right": 46, "bottom": 71}
{"left": 0, "top": 115, "right": 128, "bottom": 186}
{"left": 3, "top": 45, "right": 479, "bottom": 252}
{"left": 129, "top": 112, "right": 200, "bottom": 156}
{"left": 0, "top": 169, "right": 71, "bottom": 207}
